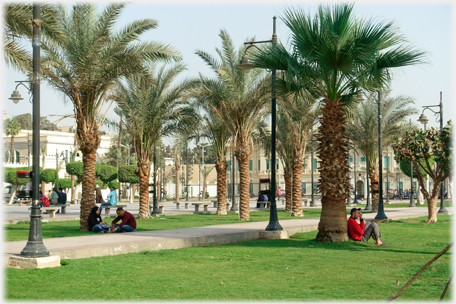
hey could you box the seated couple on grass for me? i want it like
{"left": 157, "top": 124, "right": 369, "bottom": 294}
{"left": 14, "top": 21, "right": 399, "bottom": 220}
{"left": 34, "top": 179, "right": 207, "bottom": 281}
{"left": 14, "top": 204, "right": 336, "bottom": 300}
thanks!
{"left": 88, "top": 207, "right": 137, "bottom": 233}
{"left": 348, "top": 208, "right": 387, "bottom": 246}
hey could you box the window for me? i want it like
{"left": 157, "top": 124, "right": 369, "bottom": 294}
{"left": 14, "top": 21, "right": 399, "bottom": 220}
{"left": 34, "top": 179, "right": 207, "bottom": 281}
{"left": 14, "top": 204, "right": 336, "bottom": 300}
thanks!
{"left": 302, "top": 183, "right": 306, "bottom": 194}
{"left": 227, "top": 160, "right": 231, "bottom": 171}
{"left": 349, "top": 157, "right": 353, "bottom": 162}
{"left": 249, "top": 160, "right": 252, "bottom": 170}
{"left": 384, "top": 156, "right": 390, "bottom": 168}
{"left": 266, "top": 159, "right": 270, "bottom": 170}
{"left": 361, "top": 157, "right": 366, "bottom": 162}
{"left": 399, "top": 182, "right": 403, "bottom": 189}
{"left": 258, "top": 160, "right": 261, "bottom": 170}
{"left": 15, "top": 150, "right": 20, "bottom": 164}
{"left": 313, "top": 158, "right": 317, "bottom": 169}
{"left": 276, "top": 159, "right": 279, "bottom": 170}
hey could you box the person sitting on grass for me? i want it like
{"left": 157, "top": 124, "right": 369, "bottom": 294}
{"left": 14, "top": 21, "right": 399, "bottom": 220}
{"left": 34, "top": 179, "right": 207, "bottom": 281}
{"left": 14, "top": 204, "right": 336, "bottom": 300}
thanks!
{"left": 88, "top": 206, "right": 111, "bottom": 233}
{"left": 347, "top": 208, "right": 387, "bottom": 246}
{"left": 111, "top": 207, "right": 136, "bottom": 233}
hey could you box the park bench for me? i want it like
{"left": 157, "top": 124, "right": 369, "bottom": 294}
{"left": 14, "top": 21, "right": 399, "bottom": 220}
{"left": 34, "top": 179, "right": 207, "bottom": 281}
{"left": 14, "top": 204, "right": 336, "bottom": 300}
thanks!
{"left": 96, "top": 204, "right": 127, "bottom": 217}
{"left": 148, "top": 203, "right": 166, "bottom": 214}
{"left": 302, "top": 199, "right": 308, "bottom": 207}
{"left": 212, "top": 200, "right": 231, "bottom": 211}
{"left": 56, "top": 203, "right": 71, "bottom": 214}
{"left": 28, "top": 206, "right": 59, "bottom": 218}
{"left": 192, "top": 202, "right": 210, "bottom": 214}
{"left": 173, "top": 201, "right": 189, "bottom": 209}
{"left": 257, "top": 201, "right": 271, "bottom": 208}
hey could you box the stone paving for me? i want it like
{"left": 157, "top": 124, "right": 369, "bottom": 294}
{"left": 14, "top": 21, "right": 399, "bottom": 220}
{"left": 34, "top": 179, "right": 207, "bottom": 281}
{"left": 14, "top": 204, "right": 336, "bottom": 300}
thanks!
{"left": 4, "top": 197, "right": 445, "bottom": 266}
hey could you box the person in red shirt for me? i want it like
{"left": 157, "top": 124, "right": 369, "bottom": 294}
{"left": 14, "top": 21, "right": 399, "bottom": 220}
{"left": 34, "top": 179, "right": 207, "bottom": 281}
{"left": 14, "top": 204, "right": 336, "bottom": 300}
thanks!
{"left": 347, "top": 208, "right": 387, "bottom": 246}
{"left": 111, "top": 207, "right": 136, "bottom": 233}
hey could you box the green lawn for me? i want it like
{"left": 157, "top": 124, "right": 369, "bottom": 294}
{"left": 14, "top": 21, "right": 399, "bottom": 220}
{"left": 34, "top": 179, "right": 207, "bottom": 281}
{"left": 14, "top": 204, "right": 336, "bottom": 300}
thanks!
{"left": 4, "top": 209, "right": 323, "bottom": 241}
{"left": 5, "top": 215, "right": 452, "bottom": 301}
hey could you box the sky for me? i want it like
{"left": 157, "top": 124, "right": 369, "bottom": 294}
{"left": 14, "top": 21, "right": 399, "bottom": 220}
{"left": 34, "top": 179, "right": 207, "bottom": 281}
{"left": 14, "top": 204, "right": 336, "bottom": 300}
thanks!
{"left": 1, "top": 0, "right": 455, "bottom": 146}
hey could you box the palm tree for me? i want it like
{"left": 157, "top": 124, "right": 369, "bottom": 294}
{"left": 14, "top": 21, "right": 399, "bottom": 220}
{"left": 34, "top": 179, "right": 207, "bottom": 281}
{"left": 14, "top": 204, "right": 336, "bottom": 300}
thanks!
{"left": 40, "top": 3, "right": 181, "bottom": 229}
{"left": 278, "top": 93, "right": 318, "bottom": 217}
{"left": 171, "top": 143, "right": 182, "bottom": 203}
{"left": 5, "top": 118, "right": 21, "bottom": 162}
{"left": 346, "top": 90, "right": 418, "bottom": 212}
{"left": 194, "top": 29, "right": 271, "bottom": 220}
{"left": 252, "top": 3, "right": 425, "bottom": 241}
{"left": 113, "top": 63, "right": 193, "bottom": 218}
{"left": 3, "top": 3, "right": 62, "bottom": 72}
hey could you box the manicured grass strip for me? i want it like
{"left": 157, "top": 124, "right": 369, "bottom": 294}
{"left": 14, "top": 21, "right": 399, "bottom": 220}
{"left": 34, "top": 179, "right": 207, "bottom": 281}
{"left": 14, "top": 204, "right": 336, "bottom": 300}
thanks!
{"left": 352, "top": 201, "right": 453, "bottom": 208}
{"left": 5, "top": 215, "right": 452, "bottom": 301}
{"left": 3, "top": 209, "right": 323, "bottom": 242}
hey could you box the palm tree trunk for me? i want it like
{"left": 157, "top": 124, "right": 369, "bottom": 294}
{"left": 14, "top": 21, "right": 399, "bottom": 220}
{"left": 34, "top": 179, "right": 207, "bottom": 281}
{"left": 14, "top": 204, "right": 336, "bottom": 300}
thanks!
{"left": 138, "top": 164, "right": 150, "bottom": 219}
{"left": 215, "top": 158, "right": 227, "bottom": 215}
{"left": 117, "top": 119, "right": 122, "bottom": 203}
{"left": 369, "top": 164, "right": 380, "bottom": 213}
{"left": 79, "top": 150, "right": 97, "bottom": 231}
{"left": 291, "top": 160, "right": 304, "bottom": 217}
{"left": 10, "top": 136, "right": 15, "bottom": 162}
{"left": 284, "top": 167, "right": 292, "bottom": 212}
{"left": 202, "top": 177, "right": 207, "bottom": 200}
{"left": 315, "top": 99, "right": 351, "bottom": 242}
{"left": 237, "top": 157, "right": 250, "bottom": 220}
{"left": 70, "top": 175, "right": 75, "bottom": 203}
{"left": 175, "top": 164, "right": 180, "bottom": 202}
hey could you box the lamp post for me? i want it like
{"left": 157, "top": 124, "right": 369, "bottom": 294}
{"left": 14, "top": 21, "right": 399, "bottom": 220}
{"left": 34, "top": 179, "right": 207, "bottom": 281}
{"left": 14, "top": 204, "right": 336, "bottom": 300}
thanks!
{"left": 409, "top": 160, "right": 416, "bottom": 207}
{"left": 8, "top": 4, "right": 49, "bottom": 257}
{"left": 159, "top": 145, "right": 163, "bottom": 203}
{"left": 150, "top": 141, "right": 161, "bottom": 216}
{"left": 386, "top": 150, "right": 390, "bottom": 203}
{"left": 186, "top": 139, "right": 189, "bottom": 202}
{"left": 236, "top": 16, "right": 282, "bottom": 231}
{"left": 375, "top": 90, "right": 388, "bottom": 220}
{"left": 417, "top": 92, "right": 447, "bottom": 214}
{"left": 364, "top": 157, "right": 372, "bottom": 211}
{"left": 352, "top": 148, "right": 359, "bottom": 205}
{"left": 310, "top": 138, "right": 316, "bottom": 207}
{"left": 197, "top": 143, "right": 209, "bottom": 200}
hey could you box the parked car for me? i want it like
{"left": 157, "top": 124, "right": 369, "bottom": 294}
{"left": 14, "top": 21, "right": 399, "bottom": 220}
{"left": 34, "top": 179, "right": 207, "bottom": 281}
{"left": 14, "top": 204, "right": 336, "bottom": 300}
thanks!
{"left": 3, "top": 185, "right": 12, "bottom": 202}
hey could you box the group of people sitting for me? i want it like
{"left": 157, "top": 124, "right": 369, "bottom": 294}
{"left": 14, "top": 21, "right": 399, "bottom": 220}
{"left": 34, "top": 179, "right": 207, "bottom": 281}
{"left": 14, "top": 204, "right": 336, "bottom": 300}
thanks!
{"left": 88, "top": 206, "right": 136, "bottom": 233}
{"left": 39, "top": 188, "right": 67, "bottom": 213}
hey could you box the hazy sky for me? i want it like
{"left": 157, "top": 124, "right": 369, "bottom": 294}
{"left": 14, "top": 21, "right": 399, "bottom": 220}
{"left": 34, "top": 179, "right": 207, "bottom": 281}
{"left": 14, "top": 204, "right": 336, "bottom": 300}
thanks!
{"left": 2, "top": 0, "right": 455, "bottom": 143}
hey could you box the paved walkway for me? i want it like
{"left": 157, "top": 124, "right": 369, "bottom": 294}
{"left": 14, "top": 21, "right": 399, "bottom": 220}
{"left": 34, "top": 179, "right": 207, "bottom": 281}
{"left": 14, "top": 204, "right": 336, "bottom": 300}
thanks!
{"left": 4, "top": 202, "right": 443, "bottom": 265}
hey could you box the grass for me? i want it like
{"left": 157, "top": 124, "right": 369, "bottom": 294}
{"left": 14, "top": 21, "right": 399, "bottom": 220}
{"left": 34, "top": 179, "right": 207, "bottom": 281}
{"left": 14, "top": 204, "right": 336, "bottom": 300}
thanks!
{"left": 5, "top": 215, "right": 452, "bottom": 301}
{"left": 4, "top": 209, "right": 324, "bottom": 242}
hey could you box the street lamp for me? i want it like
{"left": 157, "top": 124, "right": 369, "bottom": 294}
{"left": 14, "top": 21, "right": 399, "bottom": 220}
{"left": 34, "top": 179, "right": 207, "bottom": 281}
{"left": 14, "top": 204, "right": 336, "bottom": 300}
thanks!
{"left": 150, "top": 141, "right": 161, "bottom": 216}
{"left": 236, "top": 16, "right": 282, "bottom": 231}
{"left": 417, "top": 92, "right": 447, "bottom": 214}
{"left": 352, "top": 148, "right": 359, "bottom": 205}
{"left": 385, "top": 150, "right": 390, "bottom": 203}
{"left": 375, "top": 90, "right": 388, "bottom": 220}
{"left": 9, "top": 4, "right": 49, "bottom": 257}
{"left": 197, "top": 142, "right": 209, "bottom": 200}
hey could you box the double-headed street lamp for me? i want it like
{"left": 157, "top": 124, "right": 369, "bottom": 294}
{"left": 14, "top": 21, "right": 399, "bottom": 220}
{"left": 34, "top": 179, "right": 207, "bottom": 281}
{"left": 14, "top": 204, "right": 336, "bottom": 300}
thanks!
{"left": 8, "top": 4, "right": 49, "bottom": 257}
{"left": 236, "top": 16, "right": 282, "bottom": 231}
{"left": 417, "top": 92, "right": 448, "bottom": 214}
{"left": 375, "top": 91, "right": 388, "bottom": 221}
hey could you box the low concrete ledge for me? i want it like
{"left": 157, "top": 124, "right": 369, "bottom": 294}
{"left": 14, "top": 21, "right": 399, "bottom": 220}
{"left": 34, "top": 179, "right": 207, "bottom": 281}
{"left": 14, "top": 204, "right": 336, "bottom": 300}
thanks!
{"left": 7, "top": 255, "right": 60, "bottom": 269}
{"left": 259, "top": 231, "right": 289, "bottom": 240}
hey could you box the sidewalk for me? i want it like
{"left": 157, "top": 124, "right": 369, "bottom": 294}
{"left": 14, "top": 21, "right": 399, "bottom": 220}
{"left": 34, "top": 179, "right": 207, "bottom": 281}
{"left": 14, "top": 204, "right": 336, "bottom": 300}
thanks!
{"left": 4, "top": 205, "right": 440, "bottom": 266}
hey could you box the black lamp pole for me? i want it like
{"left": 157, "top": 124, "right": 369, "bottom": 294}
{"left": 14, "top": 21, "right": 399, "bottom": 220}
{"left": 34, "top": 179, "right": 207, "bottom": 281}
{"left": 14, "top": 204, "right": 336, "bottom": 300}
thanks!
{"left": 20, "top": 3, "right": 49, "bottom": 257}
{"left": 352, "top": 149, "right": 359, "bottom": 204}
{"left": 386, "top": 152, "right": 390, "bottom": 203}
{"left": 409, "top": 160, "right": 415, "bottom": 207}
{"left": 310, "top": 141, "right": 316, "bottom": 207}
{"left": 151, "top": 141, "right": 160, "bottom": 215}
{"left": 230, "top": 149, "right": 236, "bottom": 211}
{"left": 375, "top": 90, "right": 387, "bottom": 220}
{"left": 186, "top": 139, "right": 189, "bottom": 202}
{"left": 364, "top": 157, "right": 372, "bottom": 211}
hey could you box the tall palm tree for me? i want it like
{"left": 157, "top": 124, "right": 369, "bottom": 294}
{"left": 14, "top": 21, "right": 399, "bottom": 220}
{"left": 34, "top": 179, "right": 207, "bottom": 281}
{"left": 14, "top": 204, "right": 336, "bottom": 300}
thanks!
{"left": 3, "top": 3, "right": 62, "bottom": 72}
{"left": 194, "top": 29, "right": 271, "bottom": 220}
{"left": 114, "top": 63, "right": 193, "bottom": 218}
{"left": 346, "top": 90, "right": 418, "bottom": 212}
{"left": 252, "top": 3, "right": 425, "bottom": 241}
{"left": 40, "top": 3, "right": 181, "bottom": 229}
{"left": 279, "top": 93, "right": 318, "bottom": 217}
{"left": 191, "top": 101, "right": 231, "bottom": 214}
{"left": 5, "top": 118, "right": 21, "bottom": 162}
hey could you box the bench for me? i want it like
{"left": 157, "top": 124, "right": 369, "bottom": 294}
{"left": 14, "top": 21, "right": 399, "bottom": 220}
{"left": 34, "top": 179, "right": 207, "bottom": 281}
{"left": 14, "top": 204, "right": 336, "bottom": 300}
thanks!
{"left": 28, "top": 206, "right": 59, "bottom": 218}
{"left": 212, "top": 200, "right": 231, "bottom": 211}
{"left": 56, "top": 203, "right": 71, "bottom": 214}
{"left": 192, "top": 202, "right": 210, "bottom": 214}
{"left": 302, "top": 199, "right": 308, "bottom": 207}
{"left": 149, "top": 203, "right": 166, "bottom": 214}
{"left": 174, "top": 201, "right": 189, "bottom": 209}
{"left": 257, "top": 201, "right": 271, "bottom": 208}
{"left": 96, "top": 204, "right": 128, "bottom": 217}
